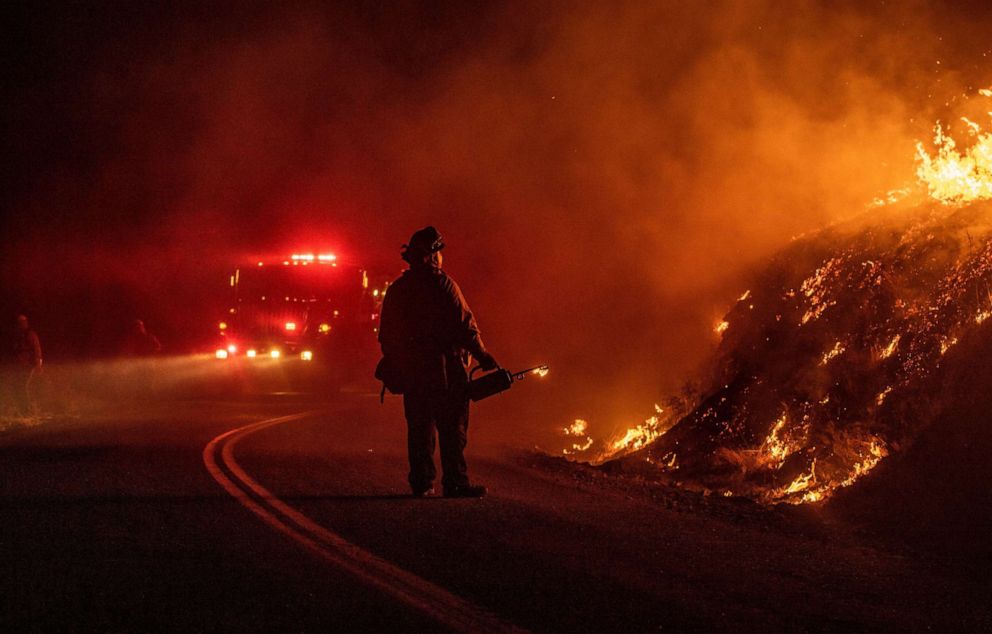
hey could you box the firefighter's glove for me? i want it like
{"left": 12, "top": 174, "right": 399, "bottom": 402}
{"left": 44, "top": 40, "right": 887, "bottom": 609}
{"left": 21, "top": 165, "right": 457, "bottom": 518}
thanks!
{"left": 477, "top": 351, "right": 499, "bottom": 371}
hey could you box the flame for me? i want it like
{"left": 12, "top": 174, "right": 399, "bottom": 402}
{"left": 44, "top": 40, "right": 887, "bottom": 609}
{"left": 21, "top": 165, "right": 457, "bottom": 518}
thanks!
{"left": 771, "top": 437, "right": 888, "bottom": 505}
{"left": 715, "top": 320, "right": 729, "bottom": 334}
{"left": 800, "top": 490, "right": 825, "bottom": 504}
{"left": 564, "top": 419, "right": 587, "bottom": 436}
{"left": 561, "top": 419, "right": 595, "bottom": 456}
{"left": 784, "top": 468, "right": 815, "bottom": 495}
{"left": 916, "top": 87, "right": 992, "bottom": 203}
{"left": 562, "top": 405, "right": 678, "bottom": 463}
{"left": 608, "top": 405, "right": 669, "bottom": 455}
{"left": 870, "top": 187, "right": 911, "bottom": 208}
{"left": 761, "top": 412, "right": 794, "bottom": 465}
{"left": 940, "top": 336, "right": 958, "bottom": 355}
{"left": 534, "top": 367, "right": 550, "bottom": 377}
{"left": 820, "top": 340, "right": 845, "bottom": 365}
{"left": 564, "top": 437, "right": 594, "bottom": 454}
{"left": 838, "top": 438, "right": 887, "bottom": 488}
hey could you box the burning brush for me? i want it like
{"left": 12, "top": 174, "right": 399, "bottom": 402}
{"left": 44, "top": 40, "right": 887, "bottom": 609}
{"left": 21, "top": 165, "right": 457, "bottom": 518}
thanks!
{"left": 560, "top": 84, "right": 992, "bottom": 505}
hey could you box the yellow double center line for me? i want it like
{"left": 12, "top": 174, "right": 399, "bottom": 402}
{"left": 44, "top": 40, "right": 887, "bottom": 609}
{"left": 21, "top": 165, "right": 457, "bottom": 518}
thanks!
{"left": 203, "top": 412, "right": 524, "bottom": 633}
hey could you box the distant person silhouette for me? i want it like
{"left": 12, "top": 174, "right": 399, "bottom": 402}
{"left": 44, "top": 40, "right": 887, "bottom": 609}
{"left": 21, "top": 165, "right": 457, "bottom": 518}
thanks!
{"left": 12, "top": 314, "right": 42, "bottom": 416}
{"left": 121, "top": 319, "right": 162, "bottom": 357}
{"left": 378, "top": 226, "right": 498, "bottom": 498}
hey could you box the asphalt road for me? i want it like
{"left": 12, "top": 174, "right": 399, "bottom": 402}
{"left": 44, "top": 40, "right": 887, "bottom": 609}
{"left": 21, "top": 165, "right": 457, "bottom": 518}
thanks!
{"left": 2, "top": 370, "right": 990, "bottom": 632}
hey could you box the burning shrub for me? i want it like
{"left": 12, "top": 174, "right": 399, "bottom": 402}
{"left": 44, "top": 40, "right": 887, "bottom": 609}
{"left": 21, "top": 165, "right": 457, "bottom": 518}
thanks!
{"left": 600, "top": 201, "right": 992, "bottom": 503}
{"left": 564, "top": 86, "right": 992, "bottom": 504}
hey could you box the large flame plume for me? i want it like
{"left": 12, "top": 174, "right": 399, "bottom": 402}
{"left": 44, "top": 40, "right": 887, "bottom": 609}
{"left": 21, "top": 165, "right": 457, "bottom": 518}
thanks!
{"left": 916, "top": 87, "right": 992, "bottom": 204}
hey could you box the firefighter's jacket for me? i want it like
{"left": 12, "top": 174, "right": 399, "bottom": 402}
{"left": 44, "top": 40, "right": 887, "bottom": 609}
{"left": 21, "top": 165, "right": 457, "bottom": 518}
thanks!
{"left": 378, "top": 265, "right": 487, "bottom": 392}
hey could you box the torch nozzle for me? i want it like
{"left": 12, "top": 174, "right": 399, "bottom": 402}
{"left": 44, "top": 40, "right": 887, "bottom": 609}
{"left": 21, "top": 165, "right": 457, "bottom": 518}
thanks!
{"left": 513, "top": 364, "right": 550, "bottom": 381}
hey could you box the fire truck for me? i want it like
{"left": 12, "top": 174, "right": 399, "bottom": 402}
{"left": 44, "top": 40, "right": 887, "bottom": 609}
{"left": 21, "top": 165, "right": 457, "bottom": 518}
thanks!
{"left": 214, "top": 253, "right": 382, "bottom": 373}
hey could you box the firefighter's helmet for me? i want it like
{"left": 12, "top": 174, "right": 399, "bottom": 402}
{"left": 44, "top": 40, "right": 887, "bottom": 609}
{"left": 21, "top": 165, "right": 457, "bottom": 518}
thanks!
{"left": 402, "top": 226, "right": 445, "bottom": 262}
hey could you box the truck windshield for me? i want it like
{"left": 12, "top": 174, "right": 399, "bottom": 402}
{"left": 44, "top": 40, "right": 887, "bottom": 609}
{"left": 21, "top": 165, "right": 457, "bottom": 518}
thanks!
{"left": 232, "top": 265, "right": 367, "bottom": 339}
{"left": 237, "top": 266, "right": 364, "bottom": 303}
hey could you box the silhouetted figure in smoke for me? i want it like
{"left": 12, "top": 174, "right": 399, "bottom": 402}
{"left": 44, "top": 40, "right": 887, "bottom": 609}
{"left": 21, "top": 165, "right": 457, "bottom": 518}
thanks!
{"left": 121, "top": 319, "right": 162, "bottom": 357}
{"left": 12, "top": 314, "right": 42, "bottom": 416}
{"left": 378, "top": 226, "right": 498, "bottom": 498}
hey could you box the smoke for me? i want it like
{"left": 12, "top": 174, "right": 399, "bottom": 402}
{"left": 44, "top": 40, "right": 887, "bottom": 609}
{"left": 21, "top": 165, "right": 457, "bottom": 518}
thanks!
{"left": 3, "top": 0, "right": 992, "bottom": 444}
{"left": 0, "top": 353, "right": 320, "bottom": 431}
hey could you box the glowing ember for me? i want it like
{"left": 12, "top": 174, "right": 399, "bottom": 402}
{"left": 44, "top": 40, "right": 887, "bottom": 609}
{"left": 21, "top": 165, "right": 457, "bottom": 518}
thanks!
{"left": 715, "top": 320, "right": 729, "bottom": 334}
{"left": 661, "top": 452, "right": 677, "bottom": 469}
{"left": 879, "top": 334, "right": 900, "bottom": 359}
{"left": 800, "top": 258, "right": 841, "bottom": 324}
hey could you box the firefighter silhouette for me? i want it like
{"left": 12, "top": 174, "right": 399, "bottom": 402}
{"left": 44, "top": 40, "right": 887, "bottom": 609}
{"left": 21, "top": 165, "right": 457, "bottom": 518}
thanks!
{"left": 12, "top": 314, "right": 42, "bottom": 416}
{"left": 378, "top": 226, "right": 498, "bottom": 497}
{"left": 121, "top": 319, "right": 162, "bottom": 357}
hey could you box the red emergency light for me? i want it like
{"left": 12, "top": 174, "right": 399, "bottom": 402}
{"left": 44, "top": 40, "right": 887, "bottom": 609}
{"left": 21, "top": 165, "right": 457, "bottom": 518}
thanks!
{"left": 290, "top": 253, "right": 336, "bottom": 262}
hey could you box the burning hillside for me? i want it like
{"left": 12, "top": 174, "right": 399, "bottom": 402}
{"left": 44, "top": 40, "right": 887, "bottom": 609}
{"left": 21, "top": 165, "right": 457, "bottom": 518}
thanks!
{"left": 560, "top": 88, "right": 992, "bottom": 505}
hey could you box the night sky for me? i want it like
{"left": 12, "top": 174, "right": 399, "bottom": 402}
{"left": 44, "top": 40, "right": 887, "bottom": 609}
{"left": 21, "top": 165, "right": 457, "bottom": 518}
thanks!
{"left": 4, "top": 0, "right": 992, "bottom": 429}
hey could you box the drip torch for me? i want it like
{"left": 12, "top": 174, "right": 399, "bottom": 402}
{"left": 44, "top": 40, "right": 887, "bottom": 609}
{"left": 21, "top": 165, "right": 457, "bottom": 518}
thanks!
{"left": 467, "top": 364, "right": 550, "bottom": 402}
